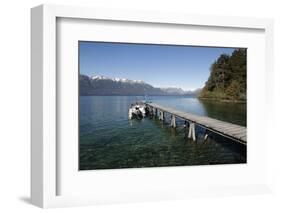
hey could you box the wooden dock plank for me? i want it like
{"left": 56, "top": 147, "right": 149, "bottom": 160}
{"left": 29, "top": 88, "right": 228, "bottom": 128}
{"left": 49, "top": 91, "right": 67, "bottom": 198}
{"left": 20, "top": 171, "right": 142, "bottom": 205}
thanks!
{"left": 146, "top": 102, "right": 247, "bottom": 144}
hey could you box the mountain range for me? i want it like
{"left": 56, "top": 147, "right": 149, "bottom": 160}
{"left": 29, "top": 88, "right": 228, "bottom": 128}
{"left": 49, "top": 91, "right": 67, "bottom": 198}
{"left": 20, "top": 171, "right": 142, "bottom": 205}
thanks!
{"left": 80, "top": 74, "right": 201, "bottom": 96}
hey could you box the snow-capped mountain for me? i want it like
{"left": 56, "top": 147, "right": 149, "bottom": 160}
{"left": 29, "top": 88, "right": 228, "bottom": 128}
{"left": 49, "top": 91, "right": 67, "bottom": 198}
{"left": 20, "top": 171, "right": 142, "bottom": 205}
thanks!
{"left": 160, "top": 87, "right": 186, "bottom": 95}
{"left": 91, "top": 75, "right": 144, "bottom": 84}
{"left": 80, "top": 74, "right": 200, "bottom": 96}
{"left": 91, "top": 75, "right": 110, "bottom": 80}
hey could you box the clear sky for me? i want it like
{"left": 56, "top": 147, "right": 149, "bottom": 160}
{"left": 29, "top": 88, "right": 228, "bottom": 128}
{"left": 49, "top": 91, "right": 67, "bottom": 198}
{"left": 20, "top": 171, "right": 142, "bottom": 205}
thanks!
{"left": 79, "top": 41, "right": 236, "bottom": 90}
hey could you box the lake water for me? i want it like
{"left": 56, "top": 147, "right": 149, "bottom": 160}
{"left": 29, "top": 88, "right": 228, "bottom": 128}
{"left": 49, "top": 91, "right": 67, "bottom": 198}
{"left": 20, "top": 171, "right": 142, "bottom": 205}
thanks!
{"left": 79, "top": 96, "right": 246, "bottom": 170}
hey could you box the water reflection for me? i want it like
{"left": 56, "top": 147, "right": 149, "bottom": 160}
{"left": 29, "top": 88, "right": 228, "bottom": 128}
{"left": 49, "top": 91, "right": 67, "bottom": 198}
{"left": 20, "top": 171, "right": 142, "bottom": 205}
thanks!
{"left": 79, "top": 96, "right": 246, "bottom": 170}
{"left": 198, "top": 99, "right": 246, "bottom": 126}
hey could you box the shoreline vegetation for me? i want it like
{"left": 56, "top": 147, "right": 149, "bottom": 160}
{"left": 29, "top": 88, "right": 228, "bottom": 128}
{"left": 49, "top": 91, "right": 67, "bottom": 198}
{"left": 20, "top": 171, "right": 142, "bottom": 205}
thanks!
{"left": 198, "top": 49, "right": 246, "bottom": 102}
{"left": 198, "top": 97, "right": 246, "bottom": 103}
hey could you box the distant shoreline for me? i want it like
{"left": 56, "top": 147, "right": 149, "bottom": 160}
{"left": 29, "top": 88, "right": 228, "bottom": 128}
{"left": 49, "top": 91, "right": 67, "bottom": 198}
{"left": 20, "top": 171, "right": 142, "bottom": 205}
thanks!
{"left": 79, "top": 94, "right": 197, "bottom": 97}
{"left": 79, "top": 94, "right": 246, "bottom": 103}
{"left": 198, "top": 97, "right": 247, "bottom": 103}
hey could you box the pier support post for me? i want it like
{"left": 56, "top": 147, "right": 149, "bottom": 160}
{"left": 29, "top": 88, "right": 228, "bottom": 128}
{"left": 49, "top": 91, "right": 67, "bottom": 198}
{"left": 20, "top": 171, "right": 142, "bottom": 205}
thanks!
{"left": 188, "top": 122, "right": 196, "bottom": 141}
{"left": 170, "top": 115, "right": 176, "bottom": 128}
{"left": 149, "top": 107, "right": 152, "bottom": 116}
{"left": 150, "top": 107, "right": 154, "bottom": 118}
{"left": 204, "top": 130, "right": 209, "bottom": 141}
{"left": 159, "top": 110, "right": 164, "bottom": 121}
{"left": 204, "top": 134, "right": 208, "bottom": 141}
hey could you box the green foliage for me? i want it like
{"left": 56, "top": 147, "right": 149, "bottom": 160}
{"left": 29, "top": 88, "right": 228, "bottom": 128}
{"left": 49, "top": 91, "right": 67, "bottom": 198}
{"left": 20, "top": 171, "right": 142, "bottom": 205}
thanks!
{"left": 199, "top": 49, "right": 246, "bottom": 101}
{"left": 225, "top": 80, "right": 240, "bottom": 99}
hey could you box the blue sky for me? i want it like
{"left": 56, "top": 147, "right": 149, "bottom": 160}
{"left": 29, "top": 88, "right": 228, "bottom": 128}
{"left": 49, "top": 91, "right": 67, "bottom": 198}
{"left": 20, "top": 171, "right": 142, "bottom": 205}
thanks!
{"left": 79, "top": 41, "right": 236, "bottom": 90}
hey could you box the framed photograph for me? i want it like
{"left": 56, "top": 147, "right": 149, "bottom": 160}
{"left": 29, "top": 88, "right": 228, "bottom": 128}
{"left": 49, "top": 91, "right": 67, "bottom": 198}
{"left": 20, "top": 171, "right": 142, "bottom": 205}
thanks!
{"left": 31, "top": 4, "right": 274, "bottom": 208}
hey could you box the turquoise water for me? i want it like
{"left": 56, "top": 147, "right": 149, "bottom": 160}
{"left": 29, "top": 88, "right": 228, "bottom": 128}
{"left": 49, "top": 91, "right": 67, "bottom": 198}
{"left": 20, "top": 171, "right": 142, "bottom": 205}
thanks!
{"left": 79, "top": 96, "right": 246, "bottom": 170}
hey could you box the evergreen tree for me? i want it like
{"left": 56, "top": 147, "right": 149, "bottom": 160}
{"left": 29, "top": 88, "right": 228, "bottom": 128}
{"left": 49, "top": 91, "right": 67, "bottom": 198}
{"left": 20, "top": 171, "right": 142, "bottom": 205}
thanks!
{"left": 199, "top": 48, "right": 246, "bottom": 101}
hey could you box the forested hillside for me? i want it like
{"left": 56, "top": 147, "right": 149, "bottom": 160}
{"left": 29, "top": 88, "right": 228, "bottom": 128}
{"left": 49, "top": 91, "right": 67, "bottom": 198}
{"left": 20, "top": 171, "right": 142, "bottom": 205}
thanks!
{"left": 199, "top": 49, "right": 246, "bottom": 101}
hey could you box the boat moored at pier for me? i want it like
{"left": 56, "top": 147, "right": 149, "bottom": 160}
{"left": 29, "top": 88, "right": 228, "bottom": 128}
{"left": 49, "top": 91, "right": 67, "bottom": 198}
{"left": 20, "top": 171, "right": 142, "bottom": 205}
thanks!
{"left": 128, "top": 102, "right": 147, "bottom": 119}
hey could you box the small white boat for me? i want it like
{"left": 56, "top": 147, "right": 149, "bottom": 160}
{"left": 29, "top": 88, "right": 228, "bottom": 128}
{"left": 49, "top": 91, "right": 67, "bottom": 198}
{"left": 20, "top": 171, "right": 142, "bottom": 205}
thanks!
{"left": 128, "top": 103, "right": 146, "bottom": 119}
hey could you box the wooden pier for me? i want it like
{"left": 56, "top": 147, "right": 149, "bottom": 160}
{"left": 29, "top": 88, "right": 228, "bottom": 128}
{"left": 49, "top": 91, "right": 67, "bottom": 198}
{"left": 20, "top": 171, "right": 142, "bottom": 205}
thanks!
{"left": 145, "top": 102, "right": 247, "bottom": 145}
